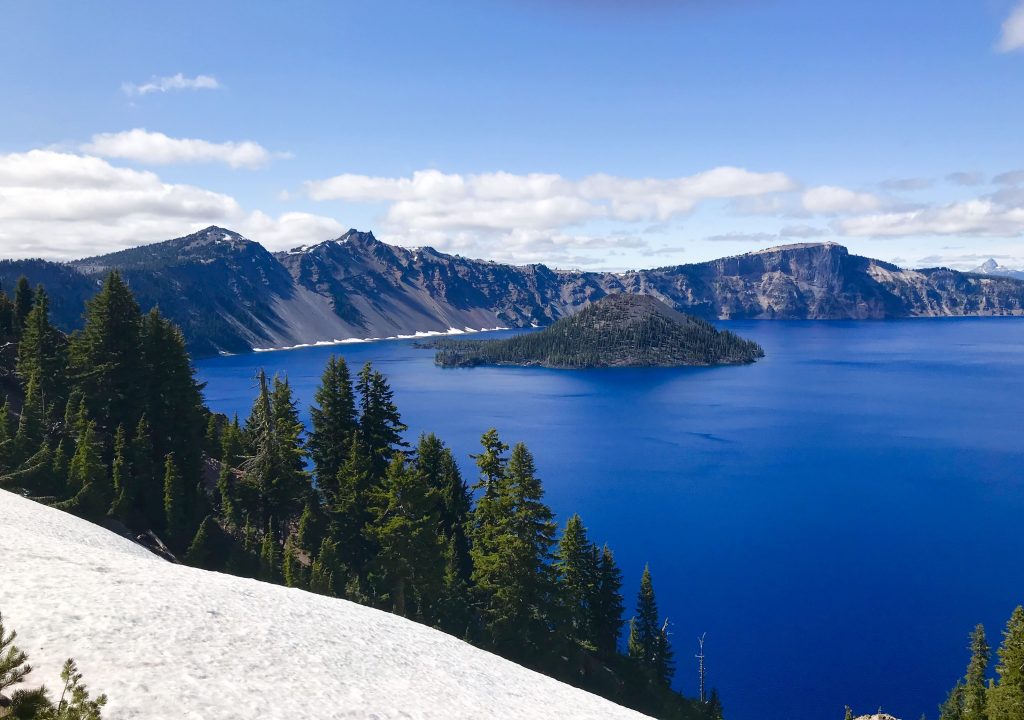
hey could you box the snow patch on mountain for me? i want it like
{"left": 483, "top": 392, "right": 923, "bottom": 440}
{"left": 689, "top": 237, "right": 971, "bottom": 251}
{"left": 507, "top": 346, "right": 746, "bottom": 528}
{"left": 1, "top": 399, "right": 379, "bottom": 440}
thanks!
{"left": 0, "top": 489, "right": 649, "bottom": 720}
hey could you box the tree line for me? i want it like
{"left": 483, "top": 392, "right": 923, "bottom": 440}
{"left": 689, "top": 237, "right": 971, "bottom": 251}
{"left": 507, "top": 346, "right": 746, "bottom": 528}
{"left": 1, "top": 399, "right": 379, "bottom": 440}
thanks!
{"left": 0, "top": 273, "right": 722, "bottom": 720}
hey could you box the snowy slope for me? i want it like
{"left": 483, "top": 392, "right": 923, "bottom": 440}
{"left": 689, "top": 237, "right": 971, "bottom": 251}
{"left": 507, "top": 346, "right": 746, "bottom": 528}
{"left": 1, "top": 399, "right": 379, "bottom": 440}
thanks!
{"left": 0, "top": 490, "right": 650, "bottom": 720}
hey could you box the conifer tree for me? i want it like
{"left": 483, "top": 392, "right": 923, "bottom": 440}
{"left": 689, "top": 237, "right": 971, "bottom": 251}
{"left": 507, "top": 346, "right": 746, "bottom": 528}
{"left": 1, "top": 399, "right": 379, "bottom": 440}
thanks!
{"left": 270, "top": 374, "right": 309, "bottom": 520}
{"left": 988, "top": 606, "right": 1024, "bottom": 720}
{"left": 60, "top": 421, "right": 113, "bottom": 519}
{"left": 365, "top": 455, "right": 444, "bottom": 618}
{"left": 308, "top": 355, "right": 357, "bottom": 496}
{"left": 12, "top": 276, "right": 33, "bottom": 335}
{"left": 416, "top": 434, "right": 473, "bottom": 582}
{"left": 68, "top": 271, "right": 143, "bottom": 437}
{"left": 0, "top": 287, "right": 14, "bottom": 337}
{"left": 591, "top": 544, "right": 625, "bottom": 657}
{"left": 708, "top": 688, "right": 725, "bottom": 720}
{"left": 332, "top": 434, "right": 378, "bottom": 572}
{"left": 629, "top": 564, "right": 673, "bottom": 684}
{"left": 554, "top": 514, "right": 597, "bottom": 645}
{"left": 50, "top": 440, "right": 69, "bottom": 495}
{"left": 438, "top": 533, "right": 474, "bottom": 638}
{"left": 310, "top": 536, "right": 342, "bottom": 597}
{"left": 259, "top": 522, "right": 281, "bottom": 583}
{"left": 205, "top": 414, "right": 222, "bottom": 460}
{"left": 185, "top": 515, "right": 221, "bottom": 570}
{"left": 13, "top": 373, "right": 46, "bottom": 465}
{"left": 963, "top": 624, "right": 989, "bottom": 720}
{"left": 108, "top": 425, "right": 136, "bottom": 522}
{"left": 162, "top": 453, "right": 189, "bottom": 550}
{"left": 296, "top": 497, "right": 327, "bottom": 557}
{"left": 130, "top": 416, "right": 160, "bottom": 530}
{"left": 0, "top": 399, "right": 13, "bottom": 473}
{"left": 16, "top": 287, "right": 68, "bottom": 407}
{"left": 283, "top": 535, "right": 305, "bottom": 588}
{"left": 356, "top": 362, "right": 407, "bottom": 474}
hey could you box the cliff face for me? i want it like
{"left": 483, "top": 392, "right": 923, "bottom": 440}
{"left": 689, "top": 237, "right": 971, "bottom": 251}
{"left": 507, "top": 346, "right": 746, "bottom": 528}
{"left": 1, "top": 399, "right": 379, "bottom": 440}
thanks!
{"left": 1, "top": 229, "right": 1022, "bottom": 356}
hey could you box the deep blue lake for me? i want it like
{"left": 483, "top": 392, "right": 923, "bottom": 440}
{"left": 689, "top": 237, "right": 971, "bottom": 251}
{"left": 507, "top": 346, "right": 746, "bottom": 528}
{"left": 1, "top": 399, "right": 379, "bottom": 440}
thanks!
{"left": 195, "top": 319, "right": 1024, "bottom": 720}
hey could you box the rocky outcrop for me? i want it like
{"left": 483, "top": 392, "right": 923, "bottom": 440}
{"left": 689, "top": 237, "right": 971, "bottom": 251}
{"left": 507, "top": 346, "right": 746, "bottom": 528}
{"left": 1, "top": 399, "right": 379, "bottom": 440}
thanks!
{"left": 1, "top": 229, "right": 1022, "bottom": 357}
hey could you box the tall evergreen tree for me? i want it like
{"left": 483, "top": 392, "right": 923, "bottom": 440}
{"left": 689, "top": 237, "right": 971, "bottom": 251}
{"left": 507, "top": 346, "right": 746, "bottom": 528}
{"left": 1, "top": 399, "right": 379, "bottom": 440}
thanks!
{"left": 60, "top": 421, "right": 112, "bottom": 519}
{"left": 963, "top": 624, "right": 990, "bottom": 720}
{"left": 162, "top": 452, "right": 189, "bottom": 550}
{"left": 12, "top": 276, "right": 34, "bottom": 335}
{"left": 416, "top": 433, "right": 473, "bottom": 582}
{"left": 591, "top": 544, "right": 625, "bottom": 656}
{"left": 68, "top": 271, "right": 143, "bottom": 436}
{"left": 108, "top": 425, "right": 137, "bottom": 523}
{"left": 308, "top": 355, "right": 357, "bottom": 495}
{"left": 332, "top": 433, "right": 378, "bottom": 572}
{"left": 554, "top": 514, "right": 597, "bottom": 645}
{"left": 989, "top": 606, "right": 1024, "bottom": 720}
{"left": 15, "top": 287, "right": 68, "bottom": 407}
{"left": 310, "top": 536, "right": 342, "bottom": 597}
{"left": 184, "top": 515, "right": 222, "bottom": 570}
{"left": 130, "top": 416, "right": 160, "bottom": 530}
{"left": 283, "top": 535, "right": 305, "bottom": 589}
{"left": 356, "top": 362, "right": 407, "bottom": 474}
{"left": 0, "top": 287, "right": 14, "bottom": 337}
{"left": 365, "top": 455, "right": 444, "bottom": 619}
{"left": 629, "top": 564, "right": 674, "bottom": 685}
{"left": 259, "top": 522, "right": 281, "bottom": 583}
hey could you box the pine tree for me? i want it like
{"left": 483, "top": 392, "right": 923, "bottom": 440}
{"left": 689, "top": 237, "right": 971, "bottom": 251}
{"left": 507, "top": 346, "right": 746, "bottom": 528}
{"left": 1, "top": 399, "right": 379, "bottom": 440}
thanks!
{"left": 130, "top": 416, "right": 160, "bottom": 530}
{"left": 13, "top": 373, "right": 46, "bottom": 465}
{"left": 15, "top": 286, "right": 68, "bottom": 407}
{"left": 988, "top": 606, "right": 1024, "bottom": 720}
{"left": 356, "top": 362, "right": 407, "bottom": 474}
{"left": 416, "top": 434, "right": 473, "bottom": 583}
{"left": 310, "top": 536, "right": 342, "bottom": 597}
{"left": 438, "top": 533, "right": 474, "bottom": 638}
{"left": 629, "top": 564, "right": 673, "bottom": 684}
{"left": 296, "top": 497, "right": 327, "bottom": 557}
{"left": 269, "top": 374, "right": 309, "bottom": 521}
{"left": 283, "top": 535, "right": 305, "bottom": 588}
{"left": 0, "top": 287, "right": 14, "bottom": 337}
{"left": 554, "top": 514, "right": 597, "bottom": 645}
{"left": 308, "top": 355, "right": 357, "bottom": 496}
{"left": 259, "top": 522, "right": 281, "bottom": 583}
{"left": 963, "top": 624, "right": 989, "bottom": 720}
{"left": 470, "top": 438, "right": 557, "bottom": 659}
{"left": 0, "top": 610, "right": 32, "bottom": 696}
{"left": 108, "top": 425, "right": 136, "bottom": 522}
{"left": 0, "top": 398, "right": 14, "bottom": 474}
{"left": 162, "top": 452, "right": 189, "bottom": 550}
{"left": 68, "top": 271, "right": 143, "bottom": 437}
{"left": 332, "top": 433, "right": 377, "bottom": 572}
{"left": 12, "top": 276, "right": 34, "bottom": 335}
{"left": 365, "top": 455, "right": 444, "bottom": 619}
{"left": 708, "top": 688, "right": 724, "bottom": 720}
{"left": 60, "top": 420, "right": 113, "bottom": 519}
{"left": 591, "top": 544, "right": 625, "bottom": 656}
{"left": 185, "top": 515, "right": 221, "bottom": 570}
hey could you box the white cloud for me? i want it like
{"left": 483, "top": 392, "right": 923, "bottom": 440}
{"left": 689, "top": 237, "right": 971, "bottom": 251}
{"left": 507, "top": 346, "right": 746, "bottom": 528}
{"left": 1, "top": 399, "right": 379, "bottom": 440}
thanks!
{"left": 946, "top": 171, "right": 986, "bottom": 186}
{"left": 0, "top": 150, "right": 336, "bottom": 259}
{"left": 122, "top": 73, "right": 220, "bottom": 96}
{"left": 802, "top": 186, "right": 884, "bottom": 214}
{"left": 993, "top": 169, "right": 1024, "bottom": 185}
{"left": 780, "top": 224, "right": 829, "bottom": 238}
{"left": 82, "top": 129, "right": 280, "bottom": 169}
{"left": 997, "top": 2, "right": 1024, "bottom": 52}
{"left": 836, "top": 200, "right": 1024, "bottom": 237}
{"left": 305, "top": 167, "right": 797, "bottom": 233}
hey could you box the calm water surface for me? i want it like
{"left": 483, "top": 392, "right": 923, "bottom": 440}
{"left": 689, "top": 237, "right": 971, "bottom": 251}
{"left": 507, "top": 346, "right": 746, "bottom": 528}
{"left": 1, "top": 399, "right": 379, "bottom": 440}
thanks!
{"left": 196, "top": 319, "right": 1024, "bottom": 720}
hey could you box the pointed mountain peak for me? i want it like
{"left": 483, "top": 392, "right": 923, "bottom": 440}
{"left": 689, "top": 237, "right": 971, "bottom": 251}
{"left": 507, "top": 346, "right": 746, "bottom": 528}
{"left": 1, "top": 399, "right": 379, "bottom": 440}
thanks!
{"left": 975, "top": 258, "right": 1000, "bottom": 273}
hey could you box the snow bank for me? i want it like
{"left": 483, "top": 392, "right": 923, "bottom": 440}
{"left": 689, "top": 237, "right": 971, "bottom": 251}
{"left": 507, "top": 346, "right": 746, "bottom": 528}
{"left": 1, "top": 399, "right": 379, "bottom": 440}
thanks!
{"left": 0, "top": 490, "right": 649, "bottom": 720}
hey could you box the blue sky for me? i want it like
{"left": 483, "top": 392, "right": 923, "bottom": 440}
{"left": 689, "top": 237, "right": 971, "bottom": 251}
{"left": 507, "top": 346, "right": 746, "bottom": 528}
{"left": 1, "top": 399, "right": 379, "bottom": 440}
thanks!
{"left": 1, "top": 0, "right": 1023, "bottom": 270}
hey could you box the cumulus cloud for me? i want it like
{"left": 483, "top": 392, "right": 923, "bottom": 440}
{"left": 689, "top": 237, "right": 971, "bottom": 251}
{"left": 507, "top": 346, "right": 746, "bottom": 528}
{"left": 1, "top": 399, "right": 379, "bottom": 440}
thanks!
{"left": 122, "top": 73, "right": 220, "bottom": 96}
{"left": 0, "top": 150, "right": 336, "bottom": 258}
{"left": 82, "top": 129, "right": 282, "bottom": 169}
{"left": 306, "top": 167, "right": 797, "bottom": 234}
{"left": 801, "top": 186, "right": 884, "bottom": 214}
{"left": 997, "top": 2, "right": 1024, "bottom": 52}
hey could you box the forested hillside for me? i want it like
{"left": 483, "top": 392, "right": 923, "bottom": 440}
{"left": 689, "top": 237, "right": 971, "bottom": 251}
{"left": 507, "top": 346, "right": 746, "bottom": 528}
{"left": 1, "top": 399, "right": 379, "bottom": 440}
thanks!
{"left": 0, "top": 273, "right": 722, "bottom": 720}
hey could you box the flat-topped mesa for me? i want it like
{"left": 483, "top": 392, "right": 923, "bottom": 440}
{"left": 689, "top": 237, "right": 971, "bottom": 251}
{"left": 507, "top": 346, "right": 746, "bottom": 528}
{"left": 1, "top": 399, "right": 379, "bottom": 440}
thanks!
{"left": 427, "top": 293, "right": 765, "bottom": 369}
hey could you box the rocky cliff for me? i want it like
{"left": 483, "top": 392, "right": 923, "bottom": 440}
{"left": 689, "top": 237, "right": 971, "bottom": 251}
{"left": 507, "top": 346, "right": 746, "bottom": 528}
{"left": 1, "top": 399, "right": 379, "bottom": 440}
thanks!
{"left": 1, "top": 229, "right": 1021, "bottom": 357}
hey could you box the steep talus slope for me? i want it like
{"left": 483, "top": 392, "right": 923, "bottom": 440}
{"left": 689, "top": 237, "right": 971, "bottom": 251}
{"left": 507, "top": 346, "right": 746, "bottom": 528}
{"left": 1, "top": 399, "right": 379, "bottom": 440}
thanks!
{"left": 1, "top": 228, "right": 1022, "bottom": 357}
{"left": 0, "top": 489, "right": 650, "bottom": 720}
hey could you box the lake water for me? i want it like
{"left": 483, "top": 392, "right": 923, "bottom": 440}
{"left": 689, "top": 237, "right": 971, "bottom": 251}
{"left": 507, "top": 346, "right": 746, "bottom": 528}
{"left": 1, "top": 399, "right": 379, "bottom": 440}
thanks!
{"left": 195, "top": 319, "right": 1024, "bottom": 720}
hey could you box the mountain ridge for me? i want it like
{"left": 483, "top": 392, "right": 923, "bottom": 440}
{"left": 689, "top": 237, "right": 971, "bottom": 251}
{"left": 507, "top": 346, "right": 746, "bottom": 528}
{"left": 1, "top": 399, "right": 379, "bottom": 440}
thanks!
{"left": 1, "top": 226, "right": 1022, "bottom": 357}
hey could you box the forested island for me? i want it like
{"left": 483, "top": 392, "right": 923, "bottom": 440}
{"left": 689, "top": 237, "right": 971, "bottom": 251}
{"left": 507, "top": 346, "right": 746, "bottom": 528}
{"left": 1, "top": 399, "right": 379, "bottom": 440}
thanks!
{"left": 425, "top": 294, "right": 765, "bottom": 369}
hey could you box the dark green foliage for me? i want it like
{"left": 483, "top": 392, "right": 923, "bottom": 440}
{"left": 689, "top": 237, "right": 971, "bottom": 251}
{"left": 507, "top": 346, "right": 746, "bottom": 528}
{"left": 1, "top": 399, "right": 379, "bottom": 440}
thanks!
{"left": 592, "top": 545, "right": 626, "bottom": 657}
{"left": 308, "top": 355, "right": 357, "bottom": 495}
{"left": 15, "top": 288, "right": 68, "bottom": 409}
{"left": 12, "top": 277, "right": 33, "bottom": 335}
{"left": 162, "top": 453, "right": 189, "bottom": 550}
{"left": 309, "top": 536, "right": 343, "bottom": 597}
{"left": 554, "top": 514, "right": 597, "bottom": 646}
{"left": 282, "top": 535, "right": 305, "bottom": 589}
{"left": 356, "top": 362, "right": 407, "bottom": 475}
{"left": 59, "top": 422, "right": 113, "bottom": 520}
{"left": 185, "top": 516, "right": 225, "bottom": 570}
{"left": 296, "top": 497, "right": 327, "bottom": 557}
{"left": 416, "top": 433, "right": 472, "bottom": 583}
{"left": 331, "top": 434, "right": 377, "bottom": 572}
{"left": 431, "top": 294, "right": 765, "bottom": 369}
{"left": 259, "top": 523, "right": 281, "bottom": 583}
{"left": 964, "top": 625, "right": 990, "bottom": 720}
{"left": 365, "top": 456, "right": 444, "bottom": 619}
{"left": 989, "top": 606, "right": 1024, "bottom": 720}
{"left": 68, "top": 271, "right": 143, "bottom": 436}
{"left": 629, "top": 564, "right": 674, "bottom": 686}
